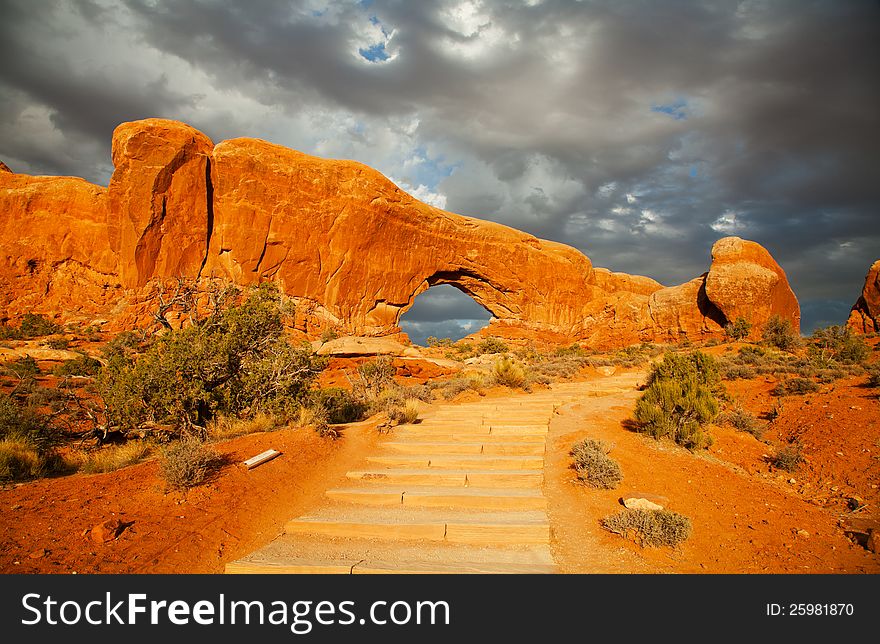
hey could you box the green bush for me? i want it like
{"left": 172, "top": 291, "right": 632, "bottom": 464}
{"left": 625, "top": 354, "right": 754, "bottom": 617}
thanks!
{"left": 0, "top": 394, "right": 59, "bottom": 453}
{"left": 19, "top": 314, "right": 62, "bottom": 338}
{"left": 98, "top": 284, "right": 325, "bottom": 434}
{"left": 46, "top": 336, "right": 70, "bottom": 350}
{"left": 762, "top": 315, "right": 799, "bottom": 352}
{"left": 3, "top": 355, "right": 40, "bottom": 379}
{"left": 725, "top": 316, "right": 752, "bottom": 341}
{"left": 160, "top": 438, "right": 221, "bottom": 490}
{"left": 810, "top": 325, "right": 868, "bottom": 365}
{"left": 426, "top": 336, "right": 453, "bottom": 348}
{"left": 476, "top": 337, "right": 509, "bottom": 355}
{"left": 570, "top": 439, "right": 622, "bottom": 489}
{"left": 52, "top": 354, "right": 102, "bottom": 377}
{"left": 633, "top": 352, "right": 721, "bottom": 449}
{"left": 101, "top": 331, "right": 141, "bottom": 360}
{"left": 772, "top": 377, "right": 819, "bottom": 396}
{"left": 310, "top": 388, "right": 367, "bottom": 424}
{"left": 602, "top": 508, "right": 691, "bottom": 548}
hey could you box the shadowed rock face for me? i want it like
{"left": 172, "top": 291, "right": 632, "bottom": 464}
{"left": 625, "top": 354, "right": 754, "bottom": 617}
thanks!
{"left": 0, "top": 118, "right": 801, "bottom": 345}
{"left": 848, "top": 260, "right": 880, "bottom": 334}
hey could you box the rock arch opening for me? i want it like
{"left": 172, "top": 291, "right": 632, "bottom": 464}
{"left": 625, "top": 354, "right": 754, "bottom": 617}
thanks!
{"left": 399, "top": 284, "right": 492, "bottom": 346}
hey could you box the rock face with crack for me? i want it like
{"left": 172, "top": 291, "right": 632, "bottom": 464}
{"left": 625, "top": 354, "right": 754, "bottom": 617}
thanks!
{"left": 0, "top": 118, "right": 801, "bottom": 346}
{"left": 848, "top": 260, "right": 880, "bottom": 334}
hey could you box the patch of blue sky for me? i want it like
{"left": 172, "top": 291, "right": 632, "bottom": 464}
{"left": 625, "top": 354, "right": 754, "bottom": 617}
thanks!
{"left": 651, "top": 98, "right": 689, "bottom": 121}
{"left": 359, "top": 42, "right": 390, "bottom": 62}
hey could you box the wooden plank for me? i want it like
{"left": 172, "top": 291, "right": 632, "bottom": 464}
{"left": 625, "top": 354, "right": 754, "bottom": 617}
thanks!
{"left": 242, "top": 448, "right": 281, "bottom": 470}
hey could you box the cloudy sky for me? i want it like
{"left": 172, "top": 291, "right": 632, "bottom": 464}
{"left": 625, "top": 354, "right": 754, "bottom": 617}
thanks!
{"left": 1, "top": 0, "right": 878, "bottom": 344}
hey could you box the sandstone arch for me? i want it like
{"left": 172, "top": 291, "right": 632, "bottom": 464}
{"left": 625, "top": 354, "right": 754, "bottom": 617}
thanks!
{"left": 0, "top": 118, "right": 801, "bottom": 346}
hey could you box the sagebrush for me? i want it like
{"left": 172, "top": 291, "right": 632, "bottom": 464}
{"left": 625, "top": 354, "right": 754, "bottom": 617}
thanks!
{"left": 570, "top": 438, "right": 622, "bottom": 489}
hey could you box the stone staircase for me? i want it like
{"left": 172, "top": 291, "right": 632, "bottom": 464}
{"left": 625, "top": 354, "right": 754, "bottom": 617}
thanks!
{"left": 226, "top": 384, "right": 588, "bottom": 574}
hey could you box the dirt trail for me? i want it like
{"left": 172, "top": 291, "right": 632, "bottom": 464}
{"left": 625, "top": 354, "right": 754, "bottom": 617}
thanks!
{"left": 2, "top": 369, "right": 876, "bottom": 574}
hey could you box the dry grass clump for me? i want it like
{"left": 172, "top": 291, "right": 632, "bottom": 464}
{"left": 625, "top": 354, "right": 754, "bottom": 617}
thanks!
{"left": 80, "top": 441, "right": 150, "bottom": 474}
{"left": 721, "top": 403, "right": 763, "bottom": 439}
{"left": 295, "top": 404, "right": 337, "bottom": 438}
{"left": 492, "top": 357, "right": 527, "bottom": 389}
{"left": 389, "top": 399, "right": 420, "bottom": 425}
{"left": 208, "top": 412, "right": 279, "bottom": 440}
{"left": 602, "top": 508, "right": 692, "bottom": 548}
{"left": 570, "top": 438, "right": 622, "bottom": 489}
{"left": 160, "top": 438, "right": 222, "bottom": 490}
{"left": 771, "top": 443, "right": 803, "bottom": 472}
{"left": 0, "top": 437, "right": 44, "bottom": 481}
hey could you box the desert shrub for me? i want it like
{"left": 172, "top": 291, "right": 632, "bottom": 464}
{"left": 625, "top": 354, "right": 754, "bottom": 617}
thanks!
{"left": 101, "top": 331, "right": 141, "bottom": 359}
{"left": 160, "top": 438, "right": 221, "bottom": 490}
{"left": 98, "top": 284, "right": 325, "bottom": 435}
{"left": 52, "top": 354, "right": 102, "bottom": 377}
{"left": 310, "top": 387, "right": 367, "bottom": 424}
{"left": 207, "top": 412, "right": 279, "bottom": 440}
{"left": 319, "top": 327, "right": 339, "bottom": 344}
{"left": 388, "top": 399, "right": 420, "bottom": 425}
{"left": 723, "top": 403, "right": 763, "bottom": 439}
{"left": 493, "top": 357, "right": 527, "bottom": 388}
{"left": 426, "top": 336, "right": 454, "bottom": 348}
{"left": 554, "top": 343, "right": 587, "bottom": 357}
{"left": 762, "top": 315, "right": 799, "bottom": 352}
{"left": 722, "top": 364, "right": 757, "bottom": 380}
{"left": 0, "top": 438, "right": 44, "bottom": 481}
{"left": 531, "top": 355, "right": 590, "bottom": 381}
{"left": 810, "top": 325, "right": 869, "bottom": 365}
{"left": 296, "top": 404, "right": 336, "bottom": 438}
{"left": 771, "top": 443, "right": 803, "bottom": 472}
{"left": 476, "top": 337, "right": 509, "bottom": 355}
{"left": 570, "top": 439, "right": 622, "bottom": 489}
{"left": 725, "top": 316, "right": 752, "bottom": 341}
{"left": 0, "top": 324, "right": 23, "bottom": 340}
{"left": 19, "top": 314, "right": 62, "bottom": 338}
{"left": 354, "top": 357, "right": 396, "bottom": 399}
{"left": 440, "top": 379, "right": 470, "bottom": 399}
{"left": 772, "top": 377, "right": 819, "bottom": 396}
{"left": 867, "top": 366, "right": 880, "bottom": 388}
{"left": 0, "top": 394, "right": 59, "bottom": 453}
{"left": 3, "top": 355, "right": 40, "bottom": 380}
{"left": 633, "top": 352, "right": 721, "bottom": 450}
{"left": 400, "top": 384, "right": 434, "bottom": 403}
{"left": 80, "top": 441, "right": 150, "bottom": 474}
{"left": 46, "top": 336, "right": 70, "bottom": 350}
{"left": 602, "top": 508, "right": 692, "bottom": 548}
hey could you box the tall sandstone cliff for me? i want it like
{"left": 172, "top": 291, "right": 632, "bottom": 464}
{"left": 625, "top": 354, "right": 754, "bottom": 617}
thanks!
{"left": 847, "top": 260, "right": 880, "bottom": 334}
{"left": 0, "top": 119, "right": 800, "bottom": 346}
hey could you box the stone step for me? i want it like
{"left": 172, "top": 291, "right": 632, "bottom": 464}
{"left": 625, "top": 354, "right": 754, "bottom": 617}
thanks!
{"left": 227, "top": 558, "right": 555, "bottom": 574}
{"left": 226, "top": 537, "right": 555, "bottom": 574}
{"left": 365, "top": 454, "right": 544, "bottom": 470}
{"left": 325, "top": 486, "right": 546, "bottom": 510}
{"left": 346, "top": 468, "right": 543, "bottom": 488}
{"left": 390, "top": 431, "right": 546, "bottom": 443}
{"left": 381, "top": 441, "right": 545, "bottom": 456}
{"left": 394, "top": 424, "right": 547, "bottom": 437}
{"left": 284, "top": 508, "right": 550, "bottom": 545}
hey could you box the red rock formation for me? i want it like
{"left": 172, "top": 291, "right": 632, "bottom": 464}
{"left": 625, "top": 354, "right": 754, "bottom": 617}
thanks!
{"left": 0, "top": 118, "right": 802, "bottom": 346}
{"left": 847, "top": 260, "right": 880, "bottom": 334}
{"left": 704, "top": 237, "right": 800, "bottom": 334}
{"left": 0, "top": 161, "right": 12, "bottom": 173}
{"left": 108, "top": 119, "right": 214, "bottom": 287}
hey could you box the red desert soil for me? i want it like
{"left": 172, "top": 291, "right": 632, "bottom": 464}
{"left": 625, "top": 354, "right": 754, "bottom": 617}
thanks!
{"left": 2, "top": 367, "right": 878, "bottom": 574}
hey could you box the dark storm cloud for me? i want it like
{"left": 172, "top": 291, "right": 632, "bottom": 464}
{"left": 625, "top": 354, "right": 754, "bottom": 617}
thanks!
{"left": 1, "top": 0, "right": 877, "bottom": 332}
